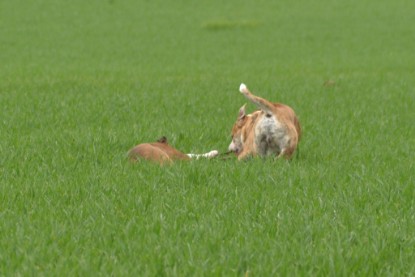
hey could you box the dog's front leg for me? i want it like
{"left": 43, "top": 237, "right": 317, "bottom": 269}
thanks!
{"left": 237, "top": 150, "right": 254, "bottom": 160}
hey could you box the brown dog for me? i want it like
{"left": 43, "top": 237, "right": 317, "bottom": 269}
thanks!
{"left": 128, "top": 136, "right": 218, "bottom": 165}
{"left": 228, "top": 83, "right": 301, "bottom": 160}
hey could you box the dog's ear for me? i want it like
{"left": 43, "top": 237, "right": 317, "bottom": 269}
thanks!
{"left": 157, "top": 136, "right": 168, "bottom": 144}
{"left": 238, "top": 104, "right": 246, "bottom": 119}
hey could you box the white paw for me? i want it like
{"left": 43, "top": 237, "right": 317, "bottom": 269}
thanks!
{"left": 239, "top": 83, "right": 247, "bottom": 93}
{"left": 208, "top": 150, "right": 219, "bottom": 158}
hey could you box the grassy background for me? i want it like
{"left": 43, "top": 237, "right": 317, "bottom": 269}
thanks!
{"left": 1, "top": 0, "right": 415, "bottom": 275}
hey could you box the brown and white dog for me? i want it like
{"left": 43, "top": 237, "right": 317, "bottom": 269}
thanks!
{"left": 228, "top": 83, "right": 301, "bottom": 160}
{"left": 128, "top": 136, "right": 218, "bottom": 165}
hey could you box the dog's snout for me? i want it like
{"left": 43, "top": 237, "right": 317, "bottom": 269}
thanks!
{"left": 228, "top": 141, "right": 241, "bottom": 154}
{"left": 228, "top": 142, "right": 234, "bottom": 151}
{"left": 228, "top": 141, "right": 236, "bottom": 152}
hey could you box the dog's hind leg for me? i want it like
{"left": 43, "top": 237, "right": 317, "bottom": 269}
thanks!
{"left": 187, "top": 150, "right": 219, "bottom": 160}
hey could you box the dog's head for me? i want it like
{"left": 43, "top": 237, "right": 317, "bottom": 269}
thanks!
{"left": 228, "top": 104, "right": 249, "bottom": 155}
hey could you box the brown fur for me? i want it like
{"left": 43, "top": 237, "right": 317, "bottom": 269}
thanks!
{"left": 128, "top": 136, "right": 190, "bottom": 165}
{"left": 229, "top": 84, "right": 301, "bottom": 160}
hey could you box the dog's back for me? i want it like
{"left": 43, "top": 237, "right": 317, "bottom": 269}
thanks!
{"left": 128, "top": 137, "right": 190, "bottom": 165}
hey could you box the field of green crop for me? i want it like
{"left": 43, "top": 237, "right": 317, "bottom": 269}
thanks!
{"left": 1, "top": 0, "right": 415, "bottom": 275}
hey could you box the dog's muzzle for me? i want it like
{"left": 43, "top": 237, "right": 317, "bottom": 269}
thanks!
{"left": 228, "top": 142, "right": 241, "bottom": 154}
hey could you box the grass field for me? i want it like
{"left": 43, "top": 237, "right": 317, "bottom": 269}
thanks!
{"left": 1, "top": 0, "right": 415, "bottom": 275}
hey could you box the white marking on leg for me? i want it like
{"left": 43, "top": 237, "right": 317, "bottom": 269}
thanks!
{"left": 187, "top": 150, "right": 219, "bottom": 159}
{"left": 277, "top": 149, "right": 286, "bottom": 158}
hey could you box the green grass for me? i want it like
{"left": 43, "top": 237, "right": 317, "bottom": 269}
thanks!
{"left": 1, "top": 0, "right": 415, "bottom": 275}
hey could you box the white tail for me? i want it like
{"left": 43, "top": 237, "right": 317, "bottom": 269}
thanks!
{"left": 239, "top": 83, "right": 248, "bottom": 93}
{"left": 238, "top": 83, "right": 275, "bottom": 114}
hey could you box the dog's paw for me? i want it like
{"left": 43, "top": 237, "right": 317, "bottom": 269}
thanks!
{"left": 239, "top": 83, "right": 248, "bottom": 93}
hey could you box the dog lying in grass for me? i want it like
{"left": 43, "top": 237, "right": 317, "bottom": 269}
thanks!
{"left": 128, "top": 136, "right": 218, "bottom": 165}
{"left": 228, "top": 83, "right": 301, "bottom": 160}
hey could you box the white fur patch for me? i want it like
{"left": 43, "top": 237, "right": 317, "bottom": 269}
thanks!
{"left": 255, "top": 115, "right": 289, "bottom": 156}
